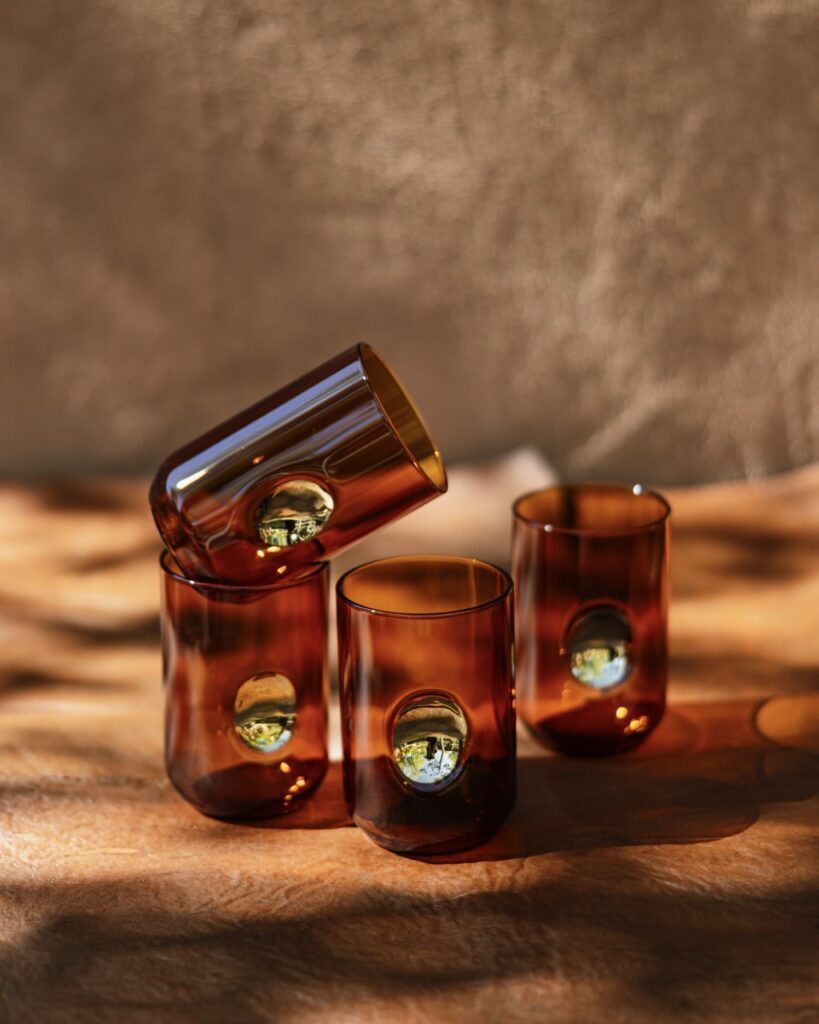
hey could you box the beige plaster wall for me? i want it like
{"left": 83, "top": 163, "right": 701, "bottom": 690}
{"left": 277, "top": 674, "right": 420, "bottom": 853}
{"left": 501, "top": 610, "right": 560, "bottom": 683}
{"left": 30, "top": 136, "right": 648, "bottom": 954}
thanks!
{"left": 1, "top": 1, "right": 817, "bottom": 482}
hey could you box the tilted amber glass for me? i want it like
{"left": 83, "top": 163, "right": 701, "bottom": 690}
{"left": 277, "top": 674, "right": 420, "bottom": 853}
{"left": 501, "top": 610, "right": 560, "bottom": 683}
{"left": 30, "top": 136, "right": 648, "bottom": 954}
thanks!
{"left": 150, "top": 344, "right": 447, "bottom": 585}
{"left": 337, "top": 556, "right": 516, "bottom": 855}
{"left": 512, "top": 485, "right": 671, "bottom": 756}
{"left": 161, "top": 552, "right": 329, "bottom": 818}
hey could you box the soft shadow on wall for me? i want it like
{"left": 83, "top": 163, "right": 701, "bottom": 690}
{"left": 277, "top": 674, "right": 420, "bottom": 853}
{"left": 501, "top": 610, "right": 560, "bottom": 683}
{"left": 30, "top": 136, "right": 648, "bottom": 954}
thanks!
{"left": 0, "top": 1, "right": 817, "bottom": 483}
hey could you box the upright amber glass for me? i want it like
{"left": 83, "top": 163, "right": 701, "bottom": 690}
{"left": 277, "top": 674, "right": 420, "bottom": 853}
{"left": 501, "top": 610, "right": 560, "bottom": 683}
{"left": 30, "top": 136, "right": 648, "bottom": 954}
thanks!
{"left": 150, "top": 344, "right": 447, "bottom": 585}
{"left": 161, "top": 552, "right": 329, "bottom": 818}
{"left": 337, "top": 556, "right": 516, "bottom": 855}
{"left": 512, "top": 485, "right": 670, "bottom": 756}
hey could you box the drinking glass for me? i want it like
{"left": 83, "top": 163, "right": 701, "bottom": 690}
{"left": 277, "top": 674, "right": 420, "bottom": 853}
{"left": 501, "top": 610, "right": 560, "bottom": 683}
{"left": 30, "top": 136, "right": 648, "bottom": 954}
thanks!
{"left": 337, "top": 555, "right": 516, "bottom": 855}
{"left": 162, "top": 552, "right": 329, "bottom": 818}
{"left": 512, "top": 485, "right": 670, "bottom": 755}
{"left": 151, "top": 344, "right": 447, "bottom": 585}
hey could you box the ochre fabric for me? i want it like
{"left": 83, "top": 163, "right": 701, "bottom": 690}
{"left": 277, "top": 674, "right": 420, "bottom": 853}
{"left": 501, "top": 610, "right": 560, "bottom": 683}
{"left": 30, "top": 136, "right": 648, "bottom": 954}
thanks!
{"left": 0, "top": 457, "right": 817, "bottom": 1021}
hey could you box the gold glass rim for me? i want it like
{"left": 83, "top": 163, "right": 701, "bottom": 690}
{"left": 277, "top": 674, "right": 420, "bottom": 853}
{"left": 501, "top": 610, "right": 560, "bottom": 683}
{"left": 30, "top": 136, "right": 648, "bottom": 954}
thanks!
{"left": 358, "top": 343, "right": 448, "bottom": 494}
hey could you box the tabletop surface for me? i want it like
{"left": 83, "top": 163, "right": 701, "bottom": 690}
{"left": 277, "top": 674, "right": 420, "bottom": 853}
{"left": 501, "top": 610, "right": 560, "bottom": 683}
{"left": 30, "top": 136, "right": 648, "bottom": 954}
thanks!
{"left": 1, "top": 456, "right": 817, "bottom": 1023}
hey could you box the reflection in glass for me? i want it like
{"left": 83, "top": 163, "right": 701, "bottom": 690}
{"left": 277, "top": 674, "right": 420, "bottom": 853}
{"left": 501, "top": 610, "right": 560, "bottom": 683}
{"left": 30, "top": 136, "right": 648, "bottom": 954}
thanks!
{"left": 392, "top": 695, "right": 468, "bottom": 787}
{"left": 233, "top": 673, "right": 297, "bottom": 753}
{"left": 256, "top": 480, "right": 334, "bottom": 548}
{"left": 565, "top": 606, "right": 633, "bottom": 691}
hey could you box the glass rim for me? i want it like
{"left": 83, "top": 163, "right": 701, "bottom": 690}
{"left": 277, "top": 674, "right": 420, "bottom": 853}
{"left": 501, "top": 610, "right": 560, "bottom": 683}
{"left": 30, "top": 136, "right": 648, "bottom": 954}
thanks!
{"left": 159, "top": 549, "right": 328, "bottom": 592}
{"left": 336, "top": 554, "right": 513, "bottom": 620}
{"left": 513, "top": 483, "right": 671, "bottom": 536}
{"left": 357, "top": 342, "right": 448, "bottom": 495}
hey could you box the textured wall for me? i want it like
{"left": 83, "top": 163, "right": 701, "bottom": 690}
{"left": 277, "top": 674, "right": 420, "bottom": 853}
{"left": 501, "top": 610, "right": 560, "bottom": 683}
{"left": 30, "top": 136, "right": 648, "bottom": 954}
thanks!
{"left": 1, "top": 1, "right": 817, "bottom": 483}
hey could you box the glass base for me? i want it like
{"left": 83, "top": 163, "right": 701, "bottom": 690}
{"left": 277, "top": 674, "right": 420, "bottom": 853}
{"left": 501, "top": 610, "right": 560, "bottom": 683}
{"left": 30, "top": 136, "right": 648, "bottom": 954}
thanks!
{"left": 169, "top": 758, "right": 328, "bottom": 820}
{"left": 347, "top": 754, "right": 515, "bottom": 855}
{"left": 359, "top": 816, "right": 509, "bottom": 857}
{"left": 525, "top": 702, "right": 665, "bottom": 757}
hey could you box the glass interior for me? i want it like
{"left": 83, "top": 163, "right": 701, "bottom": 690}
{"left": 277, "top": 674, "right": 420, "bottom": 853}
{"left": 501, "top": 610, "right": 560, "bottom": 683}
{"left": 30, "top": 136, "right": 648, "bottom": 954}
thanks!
{"left": 360, "top": 344, "right": 447, "bottom": 492}
{"left": 515, "top": 485, "right": 670, "bottom": 534}
{"left": 338, "top": 555, "right": 510, "bottom": 616}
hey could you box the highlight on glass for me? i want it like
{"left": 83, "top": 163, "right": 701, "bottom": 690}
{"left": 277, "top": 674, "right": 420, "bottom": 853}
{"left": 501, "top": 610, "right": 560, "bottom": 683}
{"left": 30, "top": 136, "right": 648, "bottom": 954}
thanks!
{"left": 161, "top": 552, "right": 329, "bottom": 818}
{"left": 150, "top": 344, "right": 447, "bottom": 585}
{"left": 512, "top": 484, "right": 670, "bottom": 756}
{"left": 337, "top": 555, "right": 516, "bottom": 855}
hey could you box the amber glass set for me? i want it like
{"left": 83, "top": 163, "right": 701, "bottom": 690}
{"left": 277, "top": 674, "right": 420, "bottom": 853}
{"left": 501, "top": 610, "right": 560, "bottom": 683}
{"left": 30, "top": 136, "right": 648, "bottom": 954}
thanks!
{"left": 152, "top": 345, "right": 670, "bottom": 855}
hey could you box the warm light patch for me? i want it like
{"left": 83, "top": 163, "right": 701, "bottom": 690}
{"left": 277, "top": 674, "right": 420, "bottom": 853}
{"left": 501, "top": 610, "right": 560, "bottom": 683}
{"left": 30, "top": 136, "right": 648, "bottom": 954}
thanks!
{"left": 625, "top": 715, "right": 649, "bottom": 734}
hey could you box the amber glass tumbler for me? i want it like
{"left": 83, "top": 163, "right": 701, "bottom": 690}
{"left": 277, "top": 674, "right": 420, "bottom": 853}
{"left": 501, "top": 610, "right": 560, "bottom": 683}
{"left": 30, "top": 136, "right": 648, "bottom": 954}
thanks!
{"left": 161, "top": 552, "right": 329, "bottom": 818}
{"left": 337, "top": 556, "right": 516, "bottom": 855}
{"left": 150, "top": 344, "right": 447, "bottom": 585}
{"left": 512, "top": 485, "right": 670, "bottom": 756}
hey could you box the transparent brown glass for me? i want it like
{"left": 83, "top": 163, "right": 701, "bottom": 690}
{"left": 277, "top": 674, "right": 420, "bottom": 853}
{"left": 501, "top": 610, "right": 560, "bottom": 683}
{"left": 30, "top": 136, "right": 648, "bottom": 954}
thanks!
{"left": 161, "top": 552, "right": 329, "bottom": 818}
{"left": 337, "top": 556, "right": 516, "bottom": 856}
{"left": 512, "top": 485, "right": 671, "bottom": 756}
{"left": 150, "top": 344, "right": 447, "bottom": 585}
